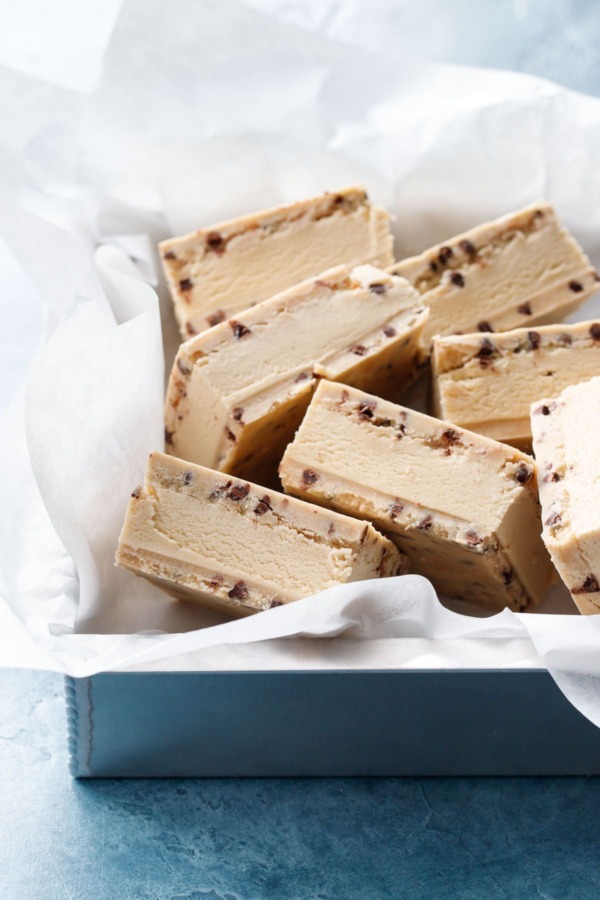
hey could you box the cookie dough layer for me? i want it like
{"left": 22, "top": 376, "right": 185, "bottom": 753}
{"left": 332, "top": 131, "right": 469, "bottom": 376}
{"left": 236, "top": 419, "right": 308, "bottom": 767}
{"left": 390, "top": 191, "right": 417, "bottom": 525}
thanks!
{"left": 433, "top": 320, "right": 600, "bottom": 450}
{"left": 531, "top": 377, "right": 600, "bottom": 615}
{"left": 280, "top": 381, "right": 552, "bottom": 612}
{"left": 389, "top": 202, "right": 599, "bottom": 352}
{"left": 166, "top": 264, "right": 427, "bottom": 487}
{"left": 116, "top": 452, "right": 408, "bottom": 617}
{"left": 160, "top": 186, "right": 394, "bottom": 338}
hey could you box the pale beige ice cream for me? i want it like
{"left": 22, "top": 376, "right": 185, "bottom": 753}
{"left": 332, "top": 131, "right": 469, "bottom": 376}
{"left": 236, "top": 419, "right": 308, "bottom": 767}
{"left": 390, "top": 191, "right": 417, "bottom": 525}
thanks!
{"left": 160, "top": 186, "right": 394, "bottom": 339}
{"left": 432, "top": 320, "right": 600, "bottom": 450}
{"left": 280, "top": 380, "right": 553, "bottom": 612}
{"left": 531, "top": 377, "right": 600, "bottom": 615}
{"left": 165, "top": 264, "right": 428, "bottom": 487}
{"left": 116, "top": 451, "right": 408, "bottom": 617}
{"left": 389, "top": 202, "right": 599, "bottom": 352}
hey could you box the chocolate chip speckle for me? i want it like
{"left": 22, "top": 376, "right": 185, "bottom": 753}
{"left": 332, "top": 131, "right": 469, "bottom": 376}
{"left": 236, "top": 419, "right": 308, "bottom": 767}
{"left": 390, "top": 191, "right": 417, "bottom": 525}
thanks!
{"left": 232, "top": 407, "right": 244, "bottom": 422}
{"left": 518, "top": 302, "right": 532, "bottom": 316}
{"left": 357, "top": 400, "right": 376, "bottom": 420}
{"left": 254, "top": 495, "right": 273, "bottom": 516}
{"left": 185, "top": 322, "right": 198, "bottom": 336}
{"left": 465, "top": 530, "right": 482, "bottom": 546}
{"left": 206, "top": 231, "right": 225, "bottom": 254}
{"left": 527, "top": 331, "right": 541, "bottom": 350}
{"left": 227, "top": 483, "right": 250, "bottom": 501}
{"left": 590, "top": 323, "right": 600, "bottom": 341}
{"left": 131, "top": 486, "right": 141, "bottom": 499}
{"left": 228, "top": 581, "right": 249, "bottom": 601}
{"left": 350, "top": 344, "right": 368, "bottom": 356}
{"left": 163, "top": 250, "right": 176, "bottom": 260}
{"left": 573, "top": 575, "right": 600, "bottom": 594}
{"left": 438, "top": 246, "right": 453, "bottom": 264}
{"left": 429, "top": 260, "right": 439, "bottom": 273}
{"left": 383, "top": 326, "right": 397, "bottom": 338}
{"left": 389, "top": 503, "right": 404, "bottom": 520}
{"left": 230, "top": 320, "right": 251, "bottom": 339}
{"left": 450, "top": 272, "right": 465, "bottom": 288}
{"left": 459, "top": 239, "right": 476, "bottom": 256}
{"left": 177, "top": 357, "right": 191, "bottom": 376}
{"left": 165, "top": 428, "right": 174, "bottom": 446}
{"left": 295, "top": 372, "right": 309, "bottom": 383}
{"left": 476, "top": 337, "right": 495, "bottom": 360}
{"left": 225, "top": 428, "right": 236, "bottom": 443}
{"left": 477, "top": 321, "right": 494, "bottom": 333}
{"left": 502, "top": 569, "right": 513, "bottom": 586}
{"left": 302, "top": 469, "right": 319, "bottom": 486}
{"left": 515, "top": 463, "right": 533, "bottom": 485}
{"left": 182, "top": 471, "right": 193, "bottom": 485}
{"left": 269, "top": 599, "right": 284, "bottom": 608}
{"left": 207, "top": 310, "right": 226, "bottom": 327}
{"left": 417, "top": 514, "right": 433, "bottom": 530}
{"left": 441, "top": 428, "right": 462, "bottom": 447}
{"left": 568, "top": 280, "right": 584, "bottom": 293}
{"left": 179, "top": 278, "right": 193, "bottom": 292}
{"left": 369, "top": 282, "right": 387, "bottom": 294}
{"left": 544, "top": 511, "right": 562, "bottom": 528}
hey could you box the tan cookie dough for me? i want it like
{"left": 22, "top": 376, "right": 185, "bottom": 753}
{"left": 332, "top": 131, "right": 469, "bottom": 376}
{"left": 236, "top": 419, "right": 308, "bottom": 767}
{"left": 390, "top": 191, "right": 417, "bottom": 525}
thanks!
{"left": 280, "top": 380, "right": 552, "bottom": 612}
{"left": 160, "top": 186, "right": 394, "bottom": 339}
{"left": 165, "top": 264, "right": 427, "bottom": 487}
{"left": 116, "top": 451, "right": 408, "bottom": 618}
{"left": 432, "top": 320, "right": 600, "bottom": 450}
{"left": 531, "top": 377, "right": 600, "bottom": 615}
{"left": 389, "top": 202, "right": 599, "bottom": 352}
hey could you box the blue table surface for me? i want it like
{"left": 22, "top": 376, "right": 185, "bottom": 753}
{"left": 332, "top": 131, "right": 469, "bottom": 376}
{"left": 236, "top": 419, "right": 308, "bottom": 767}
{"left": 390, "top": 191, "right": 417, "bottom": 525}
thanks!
{"left": 4, "top": 3, "right": 600, "bottom": 899}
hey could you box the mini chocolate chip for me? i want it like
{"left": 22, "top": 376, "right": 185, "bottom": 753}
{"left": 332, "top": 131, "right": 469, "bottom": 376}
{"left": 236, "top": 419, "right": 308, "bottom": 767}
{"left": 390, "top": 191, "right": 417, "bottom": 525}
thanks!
{"left": 209, "top": 574, "right": 224, "bottom": 589}
{"left": 350, "top": 344, "right": 368, "bottom": 356}
{"left": 542, "top": 470, "right": 562, "bottom": 483}
{"left": 557, "top": 332, "right": 572, "bottom": 346}
{"left": 590, "top": 324, "right": 600, "bottom": 341}
{"left": 540, "top": 405, "right": 551, "bottom": 416}
{"left": 165, "top": 428, "right": 174, "bottom": 445}
{"left": 225, "top": 428, "right": 236, "bottom": 443}
{"left": 254, "top": 495, "right": 273, "bottom": 516}
{"left": 544, "top": 511, "right": 562, "bottom": 528}
{"left": 396, "top": 423, "right": 406, "bottom": 439}
{"left": 527, "top": 331, "right": 541, "bottom": 350}
{"left": 418, "top": 514, "right": 433, "bottom": 530}
{"left": 227, "top": 483, "right": 250, "bottom": 501}
{"left": 441, "top": 429, "right": 462, "bottom": 446}
{"left": 163, "top": 250, "right": 176, "bottom": 260}
{"left": 389, "top": 503, "right": 404, "bottom": 520}
{"left": 340, "top": 390, "right": 350, "bottom": 403}
{"left": 207, "top": 310, "right": 226, "bottom": 327}
{"left": 477, "top": 321, "right": 494, "bottom": 333}
{"left": 515, "top": 464, "right": 533, "bottom": 485}
{"left": 438, "top": 246, "right": 453, "bottom": 264}
{"left": 459, "top": 239, "right": 476, "bottom": 256}
{"left": 572, "top": 575, "right": 600, "bottom": 594}
{"left": 450, "top": 272, "right": 465, "bottom": 288}
{"left": 518, "top": 302, "right": 532, "bottom": 316}
{"left": 232, "top": 407, "right": 244, "bottom": 422}
{"left": 182, "top": 471, "right": 193, "bottom": 485}
{"left": 369, "top": 282, "right": 387, "bottom": 294}
{"left": 185, "top": 323, "right": 198, "bottom": 336}
{"left": 179, "top": 278, "right": 193, "bottom": 292}
{"left": 295, "top": 372, "right": 309, "bottom": 383}
{"left": 131, "top": 486, "right": 141, "bottom": 499}
{"left": 228, "top": 581, "right": 249, "bottom": 601}
{"left": 269, "top": 599, "right": 284, "bottom": 609}
{"left": 302, "top": 469, "right": 319, "bottom": 486}
{"left": 208, "top": 481, "right": 232, "bottom": 501}
{"left": 568, "top": 280, "right": 583, "bottom": 292}
{"left": 429, "top": 260, "right": 439, "bottom": 273}
{"left": 465, "top": 530, "right": 482, "bottom": 546}
{"left": 357, "top": 400, "right": 376, "bottom": 419}
{"left": 476, "top": 337, "right": 495, "bottom": 359}
{"left": 230, "top": 320, "right": 251, "bottom": 339}
{"left": 206, "top": 231, "right": 225, "bottom": 253}
{"left": 502, "top": 569, "right": 513, "bottom": 586}
{"left": 177, "top": 357, "right": 191, "bottom": 376}
{"left": 594, "top": 271, "right": 600, "bottom": 282}
{"left": 383, "top": 326, "right": 397, "bottom": 338}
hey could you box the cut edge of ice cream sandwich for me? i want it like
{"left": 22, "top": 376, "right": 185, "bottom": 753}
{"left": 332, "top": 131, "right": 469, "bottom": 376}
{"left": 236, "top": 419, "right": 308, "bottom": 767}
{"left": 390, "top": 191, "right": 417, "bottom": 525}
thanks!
{"left": 389, "top": 201, "right": 600, "bottom": 353}
{"left": 159, "top": 185, "right": 395, "bottom": 339}
{"left": 115, "top": 451, "right": 409, "bottom": 618}
{"left": 165, "top": 263, "right": 428, "bottom": 487}
{"left": 280, "top": 379, "right": 553, "bottom": 613}
{"left": 531, "top": 376, "right": 600, "bottom": 615}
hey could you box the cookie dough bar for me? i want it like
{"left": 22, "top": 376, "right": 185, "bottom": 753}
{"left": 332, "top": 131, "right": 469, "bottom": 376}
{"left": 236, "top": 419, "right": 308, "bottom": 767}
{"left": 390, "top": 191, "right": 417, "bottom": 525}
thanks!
{"left": 116, "top": 452, "right": 408, "bottom": 617}
{"left": 166, "top": 264, "right": 427, "bottom": 487}
{"left": 160, "top": 186, "right": 394, "bottom": 338}
{"left": 389, "top": 202, "right": 599, "bottom": 351}
{"left": 433, "top": 320, "right": 600, "bottom": 450}
{"left": 280, "top": 380, "right": 552, "bottom": 611}
{"left": 531, "top": 377, "right": 600, "bottom": 614}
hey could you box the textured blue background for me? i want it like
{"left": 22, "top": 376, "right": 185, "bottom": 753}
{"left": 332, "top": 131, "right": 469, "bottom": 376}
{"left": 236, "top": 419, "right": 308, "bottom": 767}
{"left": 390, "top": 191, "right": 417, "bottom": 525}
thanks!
{"left": 4, "top": 3, "right": 600, "bottom": 898}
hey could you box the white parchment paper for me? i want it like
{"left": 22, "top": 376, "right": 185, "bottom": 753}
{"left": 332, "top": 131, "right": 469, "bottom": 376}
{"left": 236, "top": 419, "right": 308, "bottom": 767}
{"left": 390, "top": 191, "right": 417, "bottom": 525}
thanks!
{"left": 3, "top": 0, "right": 600, "bottom": 727}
